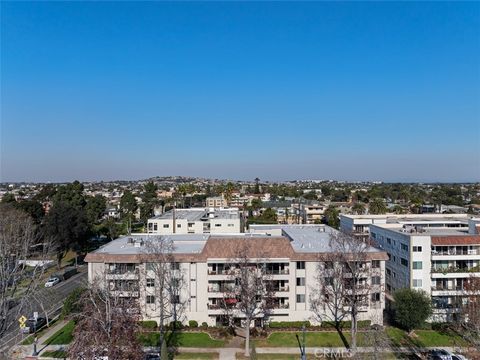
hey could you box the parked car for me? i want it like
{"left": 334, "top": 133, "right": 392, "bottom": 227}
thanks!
{"left": 22, "top": 317, "right": 47, "bottom": 334}
{"left": 44, "top": 276, "right": 60, "bottom": 287}
{"left": 428, "top": 349, "right": 453, "bottom": 360}
{"left": 145, "top": 354, "right": 160, "bottom": 360}
{"left": 451, "top": 354, "right": 468, "bottom": 360}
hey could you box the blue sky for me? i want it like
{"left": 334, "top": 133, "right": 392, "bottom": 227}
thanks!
{"left": 1, "top": 2, "right": 479, "bottom": 182}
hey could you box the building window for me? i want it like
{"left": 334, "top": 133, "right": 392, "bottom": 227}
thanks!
{"left": 413, "top": 261, "right": 423, "bottom": 270}
{"left": 171, "top": 262, "right": 180, "bottom": 270}
{"left": 146, "top": 278, "right": 155, "bottom": 287}
{"left": 171, "top": 295, "right": 180, "bottom": 304}
{"left": 191, "top": 295, "right": 196, "bottom": 299}
{"left": 146, "top": 263, "right": 155, "bottom": 271}
{"left": 371, "top": 276, "right": 381, "bottom": 285}
{"left": 401, "top": 258, "right": 408, "bottom": 267}
{"left": 296, "top": 294, "right": 305, "bottom": 303}
{"left": 188, "top": 222, "right": 194, "bottom": 227}
{"left": 324, "top": 262, "right": 333, "bottom": 269}
{"left": 153, "top": 224, "right": 158, "bottom": 231}
{"left": 413, "top": 279, "right": 422, "bottom": 287}
{"left": 215, "top": 224, "right": 222, "bottom": 227}
{"left": 146, "top": 295, "right": 155, "bottom": 304}
{"left": 296, "top": 277, "right": 305, "bottom": 286}
{"left": 177, "top": 224, "right": 181, "bottom": 228}
{"left": 387, "top": 238, "right": 391, "bottom": 245}
{"left": 371, "top": 260, "right": 380, "bottom": 268}
{"left": 297, "top": 261, "right": 305, "bottom": 270}
{"left": 413, "top": 246, "right": 422, "bottom": 252}
{"left": 163, "top": 224, "right": 169, "bottom": 228}
{"left": 401, "top": 244, "right": 408, "bottom": 252}
{"left": 371, "top": 293, "right": 380, "bottom": 302}
{"left": 228, "top": 224, "right": 234, "bottom": 227}
{"left": 386, "top": 268, "right": 391, "bottom": 276}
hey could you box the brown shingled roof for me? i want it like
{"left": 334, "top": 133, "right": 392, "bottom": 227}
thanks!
{"left": 431, "top": 235, "right": 480, "bottom": 246}
{"left": 200, "top": 236, "right": 295, "bottom": 259}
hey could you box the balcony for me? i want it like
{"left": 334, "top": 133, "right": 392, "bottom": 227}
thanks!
{"left": 266, "top": 269, "right": 289, "bottom": 275}
{"left": 431, "top": 266, "right": 480, "bottom": 274}
{"left": 273, "top": 303, "right": 290, "bottom": 309}
{"left": 208, "top": 286, "right": 235, "bottom": 293}
{"left": 105, "top": 268, "right": 139, "bottom": 280}
{"left": 208, "top": 269, "right": 235, "bottom": 276}
{"left": 273, "top": 286, "right": 290, "bottom": 292}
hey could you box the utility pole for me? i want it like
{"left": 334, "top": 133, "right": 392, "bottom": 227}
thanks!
{"left": 296, "top": 324, "right": 306, "bottom": 360}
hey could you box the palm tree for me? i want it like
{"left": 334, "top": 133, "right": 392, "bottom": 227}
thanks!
{"left": 368, "top": 198, "right": 388, "bottom": 215}
{"left": 352, "top": 203, "right": 365, "bottom": 215}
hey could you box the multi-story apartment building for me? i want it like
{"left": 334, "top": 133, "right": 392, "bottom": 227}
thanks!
{"left": 206, "top": 196, "right": 228, "bottom": 208}
{"left": 85, "top": 225, "right": 387, "bottom": 327}
{"left": 340, "top": 214, "right": 470, "bottom": 240}
{"left": 298, "top": 203, "right": 326, "bottom": 224}
{"left": 146, "top": 208, "right": 241, "bottom": 235}
{"left": 369, "top": 217, "right": 480, "bottom": 322}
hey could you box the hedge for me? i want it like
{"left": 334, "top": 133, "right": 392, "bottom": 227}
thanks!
{"left": 189, "top": 320, "right": 198, "bottom": 328}
{"left": 269, "top": 321, "right": 311, "bottom": 329}
{"left": 140, "top": 320, "right": 158, "bottom": 329}
{"left": 320, "top": 320, "right": 371, "bottom": 329}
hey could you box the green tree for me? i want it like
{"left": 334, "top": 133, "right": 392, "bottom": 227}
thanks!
{"left": 43, "top": 202, "right": 91, "bottom": 268}
{"left": 352, "top": 203, "right": 365, "bottom": 215}
{"left": 1, "top": 193, "right": 16, "bottom": 204}
{"left": 324, "top": 206, "right": 340, "bottom": 228}
{"left": 369, "top": 198, "right": 388, "bottom": 215}
{"left": 120, "top": 190, "right": 138, "bottom": 233}
{"left": 140, "top": 182, "right": 158, "bottom": 223}
{"left": 53, "top": 180, "right": 86, "bottom": 209}
{"left": 254, "top": 177, "right": 260, "bottom": 194}
{"left": 85, "top": 195, "right": 107, "bottom": 225}
{"left": 393, "top": 289, "right": 432, "bottom": 333}
{"left": 16, "top": 200, "right": 44, "bottom": 224}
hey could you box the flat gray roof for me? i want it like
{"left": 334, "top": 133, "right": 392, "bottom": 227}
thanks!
{"left": 149, "top": 208, "right": 240, "bottom": 221}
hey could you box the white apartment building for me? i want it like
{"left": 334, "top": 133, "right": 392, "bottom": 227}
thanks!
{"left": 146, "top": 208, "right": 241, "bottom": 235}
{"left": 85, "top": 225, "right": 387, "bottom": 327}
{"left": 369, "top": 217, "right": 480, "bottom": 322}
{"left": 340, "top": 213, "right": 470, "bottom": 240}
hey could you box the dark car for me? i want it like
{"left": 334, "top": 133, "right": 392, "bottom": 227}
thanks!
{"left": 145, "top": 354, "right": 160, "bottom": 360}
{"left": 428, "top": 349, "right": 453, "bottom": 360}
{"left": 22, "top": 317, "right": 47, "bottom": 334}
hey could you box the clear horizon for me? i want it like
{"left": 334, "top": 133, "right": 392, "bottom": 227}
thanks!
{"left": 1, "top": 2, "right": 479, "bottom": 183}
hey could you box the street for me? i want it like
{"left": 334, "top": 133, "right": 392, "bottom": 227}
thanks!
{"left": 0, "top": 268, "right": 87, "bottom": 355}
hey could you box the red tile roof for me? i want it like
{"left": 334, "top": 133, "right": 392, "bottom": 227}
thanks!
{"left": 431, "top": 235, "right": 480, "bottom": 246}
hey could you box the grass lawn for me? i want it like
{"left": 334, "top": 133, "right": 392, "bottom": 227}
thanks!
{"left": 139, "top": 332, "right": 226, "bottom": 348}
{"left": 21, "top": 319, "right": 59, "bottom": 345}
{"left": 237, "top": 355, "right": 398, "bottom": 360}
{"left": 41, "top": 350, "right": 67, "bottom": 358}
{"left": 43, "top": 320, "right": 75, "bottom": 345}
{"left": 386, "top": 327, "right": 468, "bottom": 347}
{"left": 174, "top": 353, "right": 218, "bottom": 360}
{"left": 253, "top": 331, "right": 358, "bottom": 347}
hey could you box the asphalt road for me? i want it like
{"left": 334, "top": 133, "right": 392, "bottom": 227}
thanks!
{"left": 0, "top": 268, "right": 87, "bottom": 353}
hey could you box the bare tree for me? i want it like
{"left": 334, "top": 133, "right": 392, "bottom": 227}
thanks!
{"left": 0, "top": 204, "right": 50, "bottom": 338}
{"left": 457, "top": 275, "right": 480, "bottom": 350}
{"left": 220, "top": 239, "right": 275, "bottom": 357}
{"left": 310, "top": 231, "right": 377, "bottom": 351}
{"left": 142, "top": 236, "right": 187, "bottom": 348}
{"left": 68, "top": 282, "right": 144, "bottom": 360}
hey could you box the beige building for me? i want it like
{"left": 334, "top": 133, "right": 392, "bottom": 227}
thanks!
{"left": 86, "top": 225, "right": 387, "bottom": 327}
{"left": 206, "top": 196, "right": 228, "bottom": 208}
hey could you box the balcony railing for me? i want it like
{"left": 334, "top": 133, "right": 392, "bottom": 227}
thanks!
{"left": 273, "top": 286, "right": 289, "bottom": 292}
{"left": 431, "top": 266, "right": 480, "bottom": 274}
{"left": 432, "top": 249, "right": 480, "bottom": 256}
{"left": 266, "top": 269, "right": 289, "bottom": 275}
{"left": 273, "top": 303, "right": 290, "bottom": 309}
{"left": 208, "top": 286, "right": 235, "bottom": 293}
{"left": 208, "top": 269, "right": 235, "bottom": 275}
{"left": 431, "top": 285, "right": 464, "bottom": 291}
{"left": 106, "top": 268, "right": 139, "bottom": 275}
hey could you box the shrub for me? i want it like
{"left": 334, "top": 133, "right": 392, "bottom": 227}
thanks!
{"left": 62, "top": 287, "right": 85, "bottom": 319}
{"left": 269, "top": 321, "right": 311, "bottom": 329}
{"left": 201, "top": 322, "right": 208, "bottom": 329}
{"left": 189, "top": 320, "right": 198, "bottom": 328}
{"left": 140, "top": 320, "right": 158, "bottom": 329}
{"left": 169, "top": 321, "right": 183, "bottom": 330}
{"left": 321, "top": 320, "right": 371, "bottom": 329}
